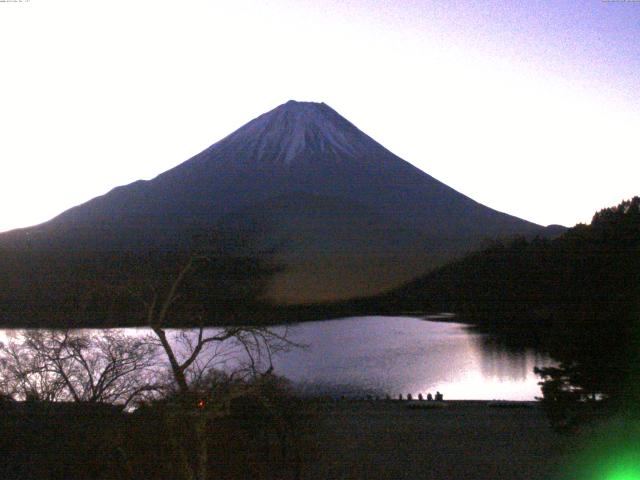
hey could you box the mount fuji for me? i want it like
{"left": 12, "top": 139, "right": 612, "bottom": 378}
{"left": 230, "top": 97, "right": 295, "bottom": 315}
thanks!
{"left": 1, "top": 100, "right": 560, "bottom": 305}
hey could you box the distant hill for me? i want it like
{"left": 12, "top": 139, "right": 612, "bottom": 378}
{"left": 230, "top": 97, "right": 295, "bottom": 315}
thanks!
{"left": 388, "top": 197, "right": 638, "bottom": 419}
{"left": 0, "top": 100, "right": 562, "bottom": 325}
{"left": 384, "top": 197, "right": 639, "bottom": 328}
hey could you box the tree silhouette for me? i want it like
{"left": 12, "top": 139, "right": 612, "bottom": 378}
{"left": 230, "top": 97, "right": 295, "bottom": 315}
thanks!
{"left": 0, "top": 329, "right": 161, "bottom": 408}
{"left": 390, "top": 197, "right": 640, "bottom": 428}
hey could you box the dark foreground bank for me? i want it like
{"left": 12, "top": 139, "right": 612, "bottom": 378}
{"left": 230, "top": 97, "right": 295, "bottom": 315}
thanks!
{"left": 0, "top": 398, "right": 586, "bottom": 480}
{"left": 302, "top": 400, "right": 569, "bottom": 480}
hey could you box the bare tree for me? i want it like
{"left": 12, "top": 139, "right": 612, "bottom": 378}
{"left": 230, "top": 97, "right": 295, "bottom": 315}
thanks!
{"left": 132, "top": 253, "right": 302, "bottom": 480}
{"left": 0, "top": 331, "right": 67, "bottom": 402}
{"left": 139, "top": 254, "right": 300, "bottom": 395}
{"left": 0, "top": 329, "right": 162, "bottom": 409}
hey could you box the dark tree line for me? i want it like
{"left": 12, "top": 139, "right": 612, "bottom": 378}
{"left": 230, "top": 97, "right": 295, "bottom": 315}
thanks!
{"left": 390, "top": 197, "right": 640, "bottom": 427}
{"left": 0, "top": 229, "right": 281, "bottom": 328}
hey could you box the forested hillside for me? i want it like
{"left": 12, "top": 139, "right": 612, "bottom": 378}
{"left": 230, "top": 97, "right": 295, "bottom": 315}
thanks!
{"left": 389, "top": 197, "right": 640, "bottom": 422}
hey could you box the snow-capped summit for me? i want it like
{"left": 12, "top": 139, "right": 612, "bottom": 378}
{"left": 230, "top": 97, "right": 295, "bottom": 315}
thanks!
{"left": 194, "top": 100, "right": 384, "bottom": 168}
{"left": 222, "top": 100, "right": 358, "bottom": 164}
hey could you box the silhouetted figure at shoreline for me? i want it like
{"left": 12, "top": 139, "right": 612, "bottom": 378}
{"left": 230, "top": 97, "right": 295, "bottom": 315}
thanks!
{"left": 435, "top": 391, "right": 443, "bottom": 401}
{"left": 427, "top": 393, "right": 433, "bottom": 401}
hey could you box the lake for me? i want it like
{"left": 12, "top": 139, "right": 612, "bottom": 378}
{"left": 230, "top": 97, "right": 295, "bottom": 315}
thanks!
{"left": 267, "top": 316, "right": 553, "bottom": 400}
{"left": 0, "top": 316, "right": 554, "bottom": 401}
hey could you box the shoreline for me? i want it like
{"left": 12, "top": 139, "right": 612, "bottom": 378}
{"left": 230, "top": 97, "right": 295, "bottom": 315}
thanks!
{"left": 304, "top": 395, "right": 564, "bottom": 480}
{"left": 305, "top": 398, "right": 540, "bottom": 407}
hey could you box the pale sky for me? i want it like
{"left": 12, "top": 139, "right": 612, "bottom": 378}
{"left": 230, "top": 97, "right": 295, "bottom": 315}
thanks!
{"left": 1, "top": 0, "right": 639, "bottom": 233}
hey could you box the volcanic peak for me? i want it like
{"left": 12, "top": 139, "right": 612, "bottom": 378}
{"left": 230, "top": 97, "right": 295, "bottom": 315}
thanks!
{"left": 216, "top": 100, "right": 363, "bottom": 166}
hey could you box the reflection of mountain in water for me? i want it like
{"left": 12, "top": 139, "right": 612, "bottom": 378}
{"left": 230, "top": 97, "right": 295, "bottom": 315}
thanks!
{"left": 470, "top": 332, "right": 554, "bottom": 382}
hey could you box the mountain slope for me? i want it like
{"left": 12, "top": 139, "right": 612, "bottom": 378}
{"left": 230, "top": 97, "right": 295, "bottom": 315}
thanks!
{"left": 1, "top": 100, "right": 558, "bottom": 305}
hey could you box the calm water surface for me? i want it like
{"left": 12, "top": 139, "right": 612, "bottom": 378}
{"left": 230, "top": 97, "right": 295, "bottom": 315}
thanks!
{"left": 0, "top": 316, "right": 554, "bottom": 401}
{"left": 268, "top": 316, "right": 553, "bottom": 400}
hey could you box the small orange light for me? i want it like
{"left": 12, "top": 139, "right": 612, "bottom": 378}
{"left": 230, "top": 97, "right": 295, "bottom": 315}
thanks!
{"left": 197, "top": 399, "right": 206, "bottom": 409}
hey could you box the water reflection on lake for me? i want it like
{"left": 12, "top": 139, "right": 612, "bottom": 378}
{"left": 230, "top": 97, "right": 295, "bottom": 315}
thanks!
{"left": 0, "top": 316, "right": 554, "bottom": 401}
{"left": 267, "top": 316, "right": 553, "bottom": 400}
